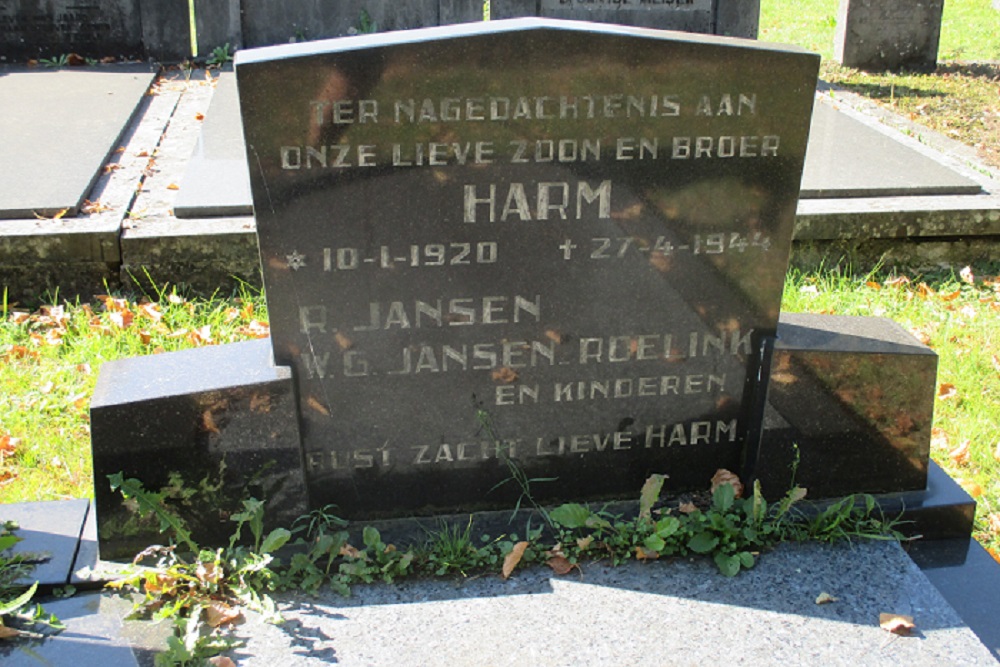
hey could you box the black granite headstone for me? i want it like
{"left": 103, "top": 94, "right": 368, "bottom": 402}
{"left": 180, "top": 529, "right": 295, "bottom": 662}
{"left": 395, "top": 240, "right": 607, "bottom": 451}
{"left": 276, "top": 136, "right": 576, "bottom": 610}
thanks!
{"left": 755, "top": 312, "right": 937, "bottom": 497}
{"left": 236, "top": 19, "right": 820, "bottom": 519}
{"left": 90, "top": 339, "right": 306, "bottom": 559}
{"left": 0, "top": 0, "right": 144, "bottom": 61}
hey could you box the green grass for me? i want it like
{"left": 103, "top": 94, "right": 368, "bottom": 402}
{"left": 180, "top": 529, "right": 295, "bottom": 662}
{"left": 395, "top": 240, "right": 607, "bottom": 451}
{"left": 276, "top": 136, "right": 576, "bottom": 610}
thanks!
{"left": 782, "top": 265, "right": 1000, "bottom": 561}
{"left": 0, "top": 287, "right": 269, "bottom": 503}
{"left": 760, "top": 0, "right": 1000, "bottom": 62}
{"left": 3, "top": 270, "right": 998, "bottom": 561}
{"left": 761, "top": 0, "right": 1000, "bottom": 168}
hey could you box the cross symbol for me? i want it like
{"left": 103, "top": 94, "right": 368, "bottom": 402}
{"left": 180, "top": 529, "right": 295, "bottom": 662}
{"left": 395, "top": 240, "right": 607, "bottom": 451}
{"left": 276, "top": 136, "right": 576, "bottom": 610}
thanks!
{"left": 559, "top": 239, "right": 577, "bottom": 260}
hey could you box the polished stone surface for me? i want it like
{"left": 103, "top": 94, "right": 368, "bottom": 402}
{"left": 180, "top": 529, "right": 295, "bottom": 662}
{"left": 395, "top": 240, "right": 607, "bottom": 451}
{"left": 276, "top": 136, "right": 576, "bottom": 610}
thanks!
{"left": 172, "top": 81, "right": 981, "bottom": 219}
{"left": 0, "top": 592, "right": 163, "bottom": 667}
{"left": 0, "top": 499, "right": 89, "bottom": 586}
{"left": 222, "top": 541, "right": 998, "bottom": 665}
{"left": 909, "top": 538, "right": 1000, "bottom": 660}
{"left": 3, "top": 540, "right": 998, "bottom": 666}
{"left": 89, "top": 338, "right": 306, "bottom": 560}
{"left": 755, "top": 312, "right": 936, "bottom": 498}
{"left": 237, "top": 19, "right": 819, "bottom": 517}
{"left": 0, "top": 65, "right": 156, "bottom": 219}
{"left": 174, "top": 72, "right": 253, "bottom": 218}
{"left": 800, "top": 98, "right": 981, "bottom": 198}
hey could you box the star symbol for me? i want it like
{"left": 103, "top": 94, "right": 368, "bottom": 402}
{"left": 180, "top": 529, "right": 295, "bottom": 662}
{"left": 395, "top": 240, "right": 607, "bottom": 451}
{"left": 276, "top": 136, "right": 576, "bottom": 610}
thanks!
{"left": 286, "top": 250, "right": 306, "bottom": 271}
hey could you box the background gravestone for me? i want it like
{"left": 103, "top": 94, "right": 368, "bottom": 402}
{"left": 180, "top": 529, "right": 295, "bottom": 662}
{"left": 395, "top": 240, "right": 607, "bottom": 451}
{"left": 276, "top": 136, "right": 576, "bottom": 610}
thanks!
{"left": 0, "top": 0, "right": 191, "bottom": 63}
{"left": 834, "top": 0, "right": 945, "bottom": 72}
{"left": 0, "top": 0, "right": 142, "bottom": 60}
{"left": 493, "top": 0, "right": 759, "bottom": 37}
{"left": 237, "top": 18, "right": 819, "bottom": 519}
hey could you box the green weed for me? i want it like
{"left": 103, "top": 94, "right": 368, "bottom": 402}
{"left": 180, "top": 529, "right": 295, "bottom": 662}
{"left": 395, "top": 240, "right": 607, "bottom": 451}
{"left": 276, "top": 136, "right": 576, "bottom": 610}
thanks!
{"left": 205, "top": 43, "right": 233, "bottom": 67}
{"left": 107, "top": 480, "right": 288, "bottom": 665}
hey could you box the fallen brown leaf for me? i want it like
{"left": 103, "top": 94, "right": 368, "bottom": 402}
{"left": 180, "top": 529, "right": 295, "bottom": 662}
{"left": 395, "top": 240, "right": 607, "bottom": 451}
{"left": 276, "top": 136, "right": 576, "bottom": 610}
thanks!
{"left": 492, "top": 366, "right": 519, "bottom": 384}
{"left": 138, "top": 302, "right": 164, "bottom": 322}
{"left": 0, "top": 434, "right": 20, "bottom": 457}
{"left": 815, "top": 592, "right": 838, "bottom": 605}
{"left": 109, "top": 310, "right": 134, "bottom": 330}
{"left": 939, "top": 289, "right": 961, "bottom": 302}
{"left": 166, "top": 183, "right": 180, "bottom": 190}
{"left": 339, "top": 544, "right": 363, "bottom": 559}
{"left": 503, "top": 541, "right": 529, "bottom": 579}
{"left": 635, "top": 546, "right": 659, "bottom": 561}
{"left": 879, "top": 613, "right": 915, "bottom": 636}
{"left": 884, "top": 275, "right": 911, "bottom": 287}
{"left": 894, "top": 413, "right": 915, "bottom": 434}
{"left": 334, "top": 332, "right": 352, "bottom": 350}
{"left": 949, "top": 440, "right": 971, "bottom": 466}
{"left": 250, "top": 393, "right": 271, "bottom": 413}
{"left": 188, "top": 325, "right": 212, "bottom": 345}
{"left": 710, "top": 468, "right": 744, "bottom": 498}
{"left": 237, "top": 320, "right": 270, "bottom": 339}
{"left": 307, "top": 396, "right": 330, "bottom": 416}
{"left": 937, "top": 383, "right": 958, "bottom": 400}
{"left": 931, "top": 427, "right": 950, "bottom": 451}
{"left": 208, "top": 657, "right": 237, "bottom": 667}
{"left": 204, "top": 600, "right": 241, "bottom": 628}
{"left": 202, "top": 410, "right": 220, "bottom": 434}
{"left": 546, "top": 555, "right": 579, "bottom": 575}
{"left": 82, "top": 199, "right": 112, "bottom": 214}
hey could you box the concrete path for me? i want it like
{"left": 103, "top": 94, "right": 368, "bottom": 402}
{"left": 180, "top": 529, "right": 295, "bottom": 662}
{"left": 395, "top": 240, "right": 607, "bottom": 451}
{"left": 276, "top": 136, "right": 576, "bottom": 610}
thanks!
{"left": 2, "top": 540, "right": 997, "bottom": 666}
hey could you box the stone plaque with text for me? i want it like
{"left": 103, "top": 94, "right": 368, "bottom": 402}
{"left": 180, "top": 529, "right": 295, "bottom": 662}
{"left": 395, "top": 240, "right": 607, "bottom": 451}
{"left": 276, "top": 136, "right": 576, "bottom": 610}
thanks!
{"left": 236, "top": 19, "right": 819, "bottom": 518}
